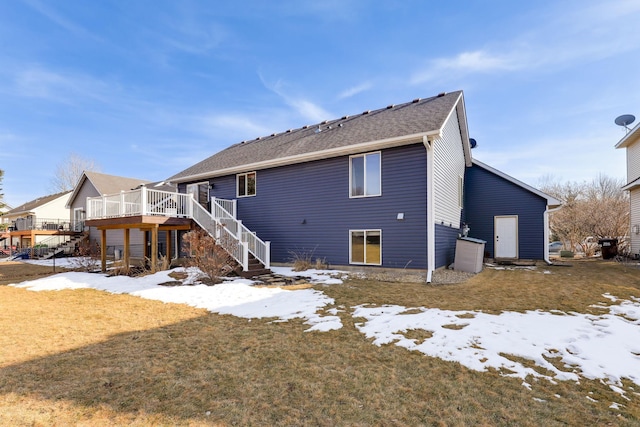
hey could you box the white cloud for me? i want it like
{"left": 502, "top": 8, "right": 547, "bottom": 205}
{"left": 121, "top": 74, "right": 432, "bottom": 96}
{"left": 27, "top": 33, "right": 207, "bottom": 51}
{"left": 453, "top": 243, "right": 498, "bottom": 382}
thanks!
{"left": 23, "top": 0, "right": 104, "bottom": 43}
{"left": 411, "top": 1, "right": 640, "bottom": 85}
{"left": 338, "top": 81, "right": 373, "bottom": 99}
{"left": 258, "top": 72, "right": 332, "bottom": 123}
{"left": 198, "top": 113, "right": 273, "bottom": 140}
{"left": 13, "top": 66, "right": 118, "bottom": 105}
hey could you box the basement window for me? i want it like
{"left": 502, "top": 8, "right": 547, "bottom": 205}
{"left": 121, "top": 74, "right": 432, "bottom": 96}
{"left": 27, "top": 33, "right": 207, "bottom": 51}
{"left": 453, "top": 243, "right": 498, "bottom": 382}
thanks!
{"left": 350, "top": 229, "right": 382, "bottom": 265}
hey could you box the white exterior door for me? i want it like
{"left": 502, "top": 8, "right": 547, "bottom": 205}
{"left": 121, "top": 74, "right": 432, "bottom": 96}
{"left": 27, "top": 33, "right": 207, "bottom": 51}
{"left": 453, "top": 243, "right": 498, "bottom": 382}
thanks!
{"left": 495, "top": 215, "right": 518, "bottom": 259}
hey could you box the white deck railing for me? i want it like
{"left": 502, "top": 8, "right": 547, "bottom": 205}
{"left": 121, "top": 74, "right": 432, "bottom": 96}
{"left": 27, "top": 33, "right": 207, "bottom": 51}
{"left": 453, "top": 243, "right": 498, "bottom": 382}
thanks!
{"left": 86, "top": 187, "right": 270, "bottom": 270}
{"left": 87, "top": 188, "right": 193, "bottom": 219}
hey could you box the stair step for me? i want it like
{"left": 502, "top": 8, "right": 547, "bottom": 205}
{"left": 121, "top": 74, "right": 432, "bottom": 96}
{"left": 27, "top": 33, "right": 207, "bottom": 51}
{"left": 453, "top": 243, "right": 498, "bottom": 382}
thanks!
{"left": 238, "top": 268, "right": 272, "bottom": 278}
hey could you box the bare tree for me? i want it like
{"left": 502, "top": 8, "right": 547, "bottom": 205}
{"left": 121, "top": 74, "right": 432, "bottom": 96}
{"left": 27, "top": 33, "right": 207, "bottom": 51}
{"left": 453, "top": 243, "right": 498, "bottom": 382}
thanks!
{"left": 541, "top": 174, "right": 628, "bottom": 255}
{"left": 0, "top": 169, "right": 5, "bottom": 211}
{"left": 50, "top": 153, "right": 101, "bottom": 193}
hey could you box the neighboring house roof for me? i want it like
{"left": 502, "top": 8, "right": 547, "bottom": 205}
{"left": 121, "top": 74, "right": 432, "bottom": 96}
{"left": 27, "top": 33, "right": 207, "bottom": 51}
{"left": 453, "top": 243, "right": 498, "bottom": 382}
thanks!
{"left": 622, "top": 176, "right": 640, "bottom": 192}
{"left": 614, "top": 122, "right": 640, "bottom": 149}
{"left": 4, "top": 191, "right": 72, "bottom": 216}
{"left": 169, "top": 91, "right": 470, "bottom": 183}
{"left": 472, "top": 159, "right": 562, "bottom": 208}
{"left": 66, "top": 171, "right": 154, "bottom": 207}
{"left": 0, "top": 202, "right": 13, "bottom": 214}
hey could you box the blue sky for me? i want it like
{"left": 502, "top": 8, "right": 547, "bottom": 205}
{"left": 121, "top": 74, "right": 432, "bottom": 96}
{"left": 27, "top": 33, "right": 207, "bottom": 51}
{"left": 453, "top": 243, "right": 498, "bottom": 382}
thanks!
{"left": 1, "top": 0, "right": 639, "bottom": 208}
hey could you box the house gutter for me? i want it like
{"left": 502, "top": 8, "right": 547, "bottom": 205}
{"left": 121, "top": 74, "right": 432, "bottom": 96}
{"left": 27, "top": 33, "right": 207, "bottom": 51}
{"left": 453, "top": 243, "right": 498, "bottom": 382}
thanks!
{"left": 423, "top": 134, "right": 440, "bottom": 283}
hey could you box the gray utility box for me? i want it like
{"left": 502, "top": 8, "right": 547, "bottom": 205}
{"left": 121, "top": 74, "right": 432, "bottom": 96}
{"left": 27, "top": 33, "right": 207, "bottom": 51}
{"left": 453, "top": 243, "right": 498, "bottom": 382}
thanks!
{"left": 454, "top": 237, "right": 486, "bottom": 273}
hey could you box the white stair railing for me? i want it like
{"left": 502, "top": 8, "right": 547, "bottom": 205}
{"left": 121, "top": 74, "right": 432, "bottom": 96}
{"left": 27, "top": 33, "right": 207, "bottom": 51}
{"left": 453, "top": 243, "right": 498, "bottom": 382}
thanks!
{"left": 210, "top": 198, "right": 270, "bottom": 269}
{"left": 190, "top": 200, "right": 249, "bottom": 271}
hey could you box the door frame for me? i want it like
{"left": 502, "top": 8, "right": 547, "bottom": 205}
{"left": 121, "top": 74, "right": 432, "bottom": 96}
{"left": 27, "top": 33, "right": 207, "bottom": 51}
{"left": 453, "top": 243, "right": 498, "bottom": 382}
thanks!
{"left": 494, "top": 215, "right": 518, "bottom": 259}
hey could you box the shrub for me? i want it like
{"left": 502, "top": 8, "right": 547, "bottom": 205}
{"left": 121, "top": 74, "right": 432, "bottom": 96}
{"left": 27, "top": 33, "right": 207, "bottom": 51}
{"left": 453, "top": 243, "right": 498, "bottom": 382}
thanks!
{"left": 288, "top": 246, "right": 327, "bottom": 271}
{"left": 182, "top": 228, "right": 236, "bottom": 285}
{"left": 69, "top": 239, "right": 100, "bottom": 272}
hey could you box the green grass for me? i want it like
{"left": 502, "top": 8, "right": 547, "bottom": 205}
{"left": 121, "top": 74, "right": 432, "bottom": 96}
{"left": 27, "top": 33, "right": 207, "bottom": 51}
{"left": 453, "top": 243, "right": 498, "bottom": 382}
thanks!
{"left": 0, "top": 258, "right": 639, "bottom": 425}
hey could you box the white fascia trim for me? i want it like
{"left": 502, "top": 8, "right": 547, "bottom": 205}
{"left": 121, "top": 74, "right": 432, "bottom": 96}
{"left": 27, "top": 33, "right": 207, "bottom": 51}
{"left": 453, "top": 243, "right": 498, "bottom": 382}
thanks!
{"left": 441, "top": 91, "right": 472, "bottom": 167}
{"left": 66, "top": 174, "right": 89, "bottom": 208}
{"left": 171, "top": 130, "right": 441, "bottom": 184}
{"left": 472, "top": 159, "right": 562, "bottom": 208}
{"left": 615, "top": 122, "right": 640, "bottom": 149}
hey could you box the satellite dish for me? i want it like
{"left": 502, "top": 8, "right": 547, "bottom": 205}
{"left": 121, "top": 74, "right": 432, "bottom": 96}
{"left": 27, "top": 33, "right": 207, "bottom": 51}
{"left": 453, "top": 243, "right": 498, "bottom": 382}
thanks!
{"left": 469, "top": 138, "right": 477, "bottom": 149}
{"left": 615, "top": 114, "right": 635, "bottom": 130}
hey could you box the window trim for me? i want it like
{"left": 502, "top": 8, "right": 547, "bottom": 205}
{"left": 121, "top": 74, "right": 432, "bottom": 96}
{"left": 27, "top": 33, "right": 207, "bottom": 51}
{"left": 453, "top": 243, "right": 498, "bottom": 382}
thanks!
{"left": 349, "top": 229, "right": 382, "bottom": 266}
{"left": 349, "top": 151, "right": 381, "bottom": 198}
{"left": 236, "top": 171, "right": 257, "bottom": 198}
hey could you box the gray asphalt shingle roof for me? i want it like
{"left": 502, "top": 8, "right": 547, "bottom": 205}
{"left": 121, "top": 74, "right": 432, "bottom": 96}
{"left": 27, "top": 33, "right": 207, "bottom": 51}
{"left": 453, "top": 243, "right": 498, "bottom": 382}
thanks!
{"left": 169, "top": 91, "right": 465, "bottom": 182}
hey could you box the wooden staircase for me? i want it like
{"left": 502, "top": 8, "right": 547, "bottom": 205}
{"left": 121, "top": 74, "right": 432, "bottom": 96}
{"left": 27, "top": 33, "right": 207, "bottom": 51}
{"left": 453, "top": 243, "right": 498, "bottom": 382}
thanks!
{"left": 235, "top": 253, "right": 271, "bottom": 278}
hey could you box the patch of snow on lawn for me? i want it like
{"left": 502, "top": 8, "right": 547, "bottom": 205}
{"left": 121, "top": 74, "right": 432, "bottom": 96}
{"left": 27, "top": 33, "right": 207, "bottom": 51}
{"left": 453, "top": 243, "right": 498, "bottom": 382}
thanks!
{"left": 353, "top": 299, "right": 640, "bottom": 392}
{"left": 12, "top": 267, "right": 341, "bottom": 332}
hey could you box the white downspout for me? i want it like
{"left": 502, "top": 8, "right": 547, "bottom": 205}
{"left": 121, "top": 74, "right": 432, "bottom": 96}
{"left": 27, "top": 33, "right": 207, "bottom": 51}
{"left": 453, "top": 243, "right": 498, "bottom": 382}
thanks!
{"left": 424, "top": 135, "right": 436, "bottom": 283}
{"left": 544, "top": 205, "right": 562, "bottom": 265}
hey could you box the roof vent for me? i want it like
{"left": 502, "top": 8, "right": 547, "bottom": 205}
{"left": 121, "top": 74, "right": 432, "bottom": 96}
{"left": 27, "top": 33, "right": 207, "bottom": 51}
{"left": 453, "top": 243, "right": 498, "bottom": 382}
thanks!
{"left": 321, "top": 120, "right": 328, "bottom": 124}
{"left": 338, "top": 123, "right": 344, "bottom": 127}
{"left": 271, "top": 133, "right": 276, "bottom": 137}
{"left": 362, "top": 110, "right": 370, "bottom": 115}
{"left": 342, "top": 115, "right": 349, "bottom": 120}
{"left": 387, "top": 104, "right": 394, "bottom": 109}
{"left": 255, "top": 137, "right": 261, "bottom": 141}
{"left": 303, "top": 125, "right": 309, "bottom": 129}
{"left": 412, "top": 98, "right": 421, "bottom": 103}
{"left": 437, "top": 92, "right": 446, "bottom": 97}
{"left": 315, "top": 126, "right": 321, "bottom": 134}
{"left": 286, "top": 129, "right": 292, "bottom": 133}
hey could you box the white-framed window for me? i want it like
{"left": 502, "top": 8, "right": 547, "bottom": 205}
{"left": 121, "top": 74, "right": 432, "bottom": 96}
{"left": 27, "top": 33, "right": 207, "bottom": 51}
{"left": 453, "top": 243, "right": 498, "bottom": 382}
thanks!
{"left": 237, "top": 172, "right": 256, "bottom": 197}
{"left": 350, "top": 229, "right": 382, "bottom": 265}
{"left": 350, "top": 152, "right": 381, "bottom": 197}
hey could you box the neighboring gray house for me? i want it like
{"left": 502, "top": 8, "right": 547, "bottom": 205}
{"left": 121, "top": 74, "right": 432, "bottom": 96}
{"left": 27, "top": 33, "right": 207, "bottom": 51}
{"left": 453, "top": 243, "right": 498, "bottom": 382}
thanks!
{"left": 615, "top": 122, "right": 640, "bottom": 257}
{"left": 67, "top": 171, "right": 176, "bottom": 259}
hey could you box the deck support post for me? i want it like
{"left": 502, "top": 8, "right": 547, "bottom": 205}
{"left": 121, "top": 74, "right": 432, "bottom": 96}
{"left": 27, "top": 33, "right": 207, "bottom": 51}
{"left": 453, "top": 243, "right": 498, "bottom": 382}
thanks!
{"left": 151, "top": 224, "right": 158, "bottom": 272}
{"left": 124, "top": 228, "right": 130, "bottom": 268}
{"left": 100, "top": 229, "right": 107, "bottom": 272}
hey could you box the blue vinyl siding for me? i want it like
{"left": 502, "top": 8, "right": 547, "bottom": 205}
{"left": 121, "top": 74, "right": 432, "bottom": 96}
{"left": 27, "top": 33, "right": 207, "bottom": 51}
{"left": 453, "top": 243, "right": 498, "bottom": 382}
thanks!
{"left": 435, "top": 224, "right": 460, "bottom": 268}
{"left": 205, "top": 143, "right": 430, "bottom": 269}
{"left": 463, "top": 164, "right": 547, "bottom": 259}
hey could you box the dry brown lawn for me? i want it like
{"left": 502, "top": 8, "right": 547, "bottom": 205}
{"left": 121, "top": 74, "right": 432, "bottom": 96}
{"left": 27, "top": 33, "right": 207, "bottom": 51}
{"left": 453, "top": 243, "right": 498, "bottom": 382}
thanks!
{"left": 1, "top": 258, "right": 639, "bottom": 426}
